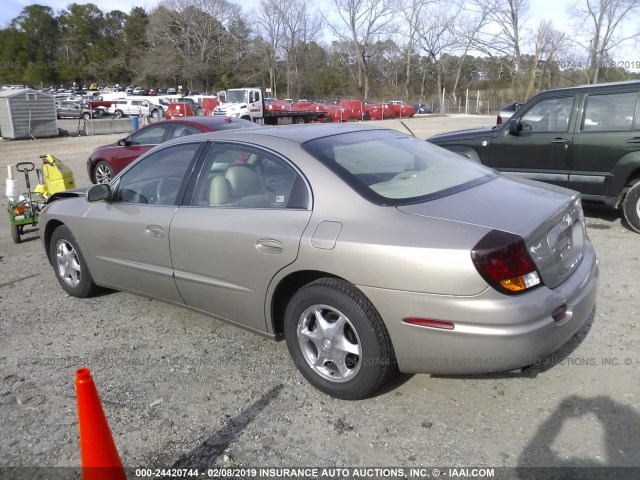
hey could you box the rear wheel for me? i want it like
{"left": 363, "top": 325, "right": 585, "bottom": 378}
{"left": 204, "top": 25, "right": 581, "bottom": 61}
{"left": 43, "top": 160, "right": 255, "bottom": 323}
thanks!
{"left": 284, "top": 278, "right": 395, "bottom": 400}
{"left": 83, "top": 112, "right": 91, "bottom": 120}
{"left": 623, "top": 181, "right": 640, "bottom": 233}
{"left": 50, "top": 225, "right": 99, "bottom": 297}
{"left": 94, "top": 161, "right": 113, "bottom": 184}
{"left": 114, "top": 109, "right": 124, "bottom": 119}
{"left": 295, "top": 116, "right": 306, "bottom": 124}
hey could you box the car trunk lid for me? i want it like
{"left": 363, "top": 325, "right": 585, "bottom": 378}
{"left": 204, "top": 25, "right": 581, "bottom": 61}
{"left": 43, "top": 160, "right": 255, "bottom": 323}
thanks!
{"left": 397, "top": 175, "right": 585, "bottom": 289}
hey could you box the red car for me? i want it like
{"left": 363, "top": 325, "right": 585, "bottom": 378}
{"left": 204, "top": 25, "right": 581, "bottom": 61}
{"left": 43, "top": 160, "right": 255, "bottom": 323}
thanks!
{"left": 165, "top": 102, "right": 194, "bottom": 119}
{"left": 363, "top": 101, "right": 395, "bottom": 120}
{"left": 389, "top": 101, "right": 416, "bottom": 118}
{"left": 87, "top": 116, "right": 257, "bottom": 184}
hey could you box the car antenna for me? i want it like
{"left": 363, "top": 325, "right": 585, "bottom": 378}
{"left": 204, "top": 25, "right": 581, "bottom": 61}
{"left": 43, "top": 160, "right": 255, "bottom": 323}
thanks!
{"left": 399, "top": 120, "right": 415, "bottom": 137}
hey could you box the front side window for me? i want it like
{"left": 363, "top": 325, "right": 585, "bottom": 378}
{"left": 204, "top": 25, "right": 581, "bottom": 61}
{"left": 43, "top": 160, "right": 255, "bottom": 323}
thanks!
{"left": 129, "top": 124, "right": 171, "bottom": 145}
{"left": 114, "top": 142, "right": 200, "bottom": 205}
{"left": 191, "top": 144, "right": 308, "bottom": 209}
{"left": 303, "top": 130, "right": 495, "bottom": 205}
{"left": 583, "top": 91, "right": 638, "bottom": 132}
{"left": 520, "top": 96, "right": 574, "bottom": 133}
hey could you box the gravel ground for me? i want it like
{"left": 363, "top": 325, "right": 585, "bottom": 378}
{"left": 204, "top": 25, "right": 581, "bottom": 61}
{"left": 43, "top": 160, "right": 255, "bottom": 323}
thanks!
{"left": 1, "top": 116, "right": 639, "bottom": 478}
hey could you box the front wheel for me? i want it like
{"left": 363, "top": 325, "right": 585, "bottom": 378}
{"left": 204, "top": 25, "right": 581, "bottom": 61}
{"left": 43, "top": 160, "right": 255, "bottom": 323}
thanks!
{"left": 114, "top": 109, "right": 124, "bottom": 119}
{"left": 83, "top": 113, "right": 91, "bottom": 120}
{"left": 295, "top": 116, "right": 306, "bottom": 124}
{"left": 623, "top": 181, "right": 640, "bottom": 233}
{"left": 284, "top": 278, "right": 395, "bottom": 400}
{"left": 11, "top": 223, "right": 21, "bottom": 243}
{"left": 50, "top": 225, "right": 99, "bottom": 297}
{"left": 94, "top": 161, "right": 113, "bottom": 184}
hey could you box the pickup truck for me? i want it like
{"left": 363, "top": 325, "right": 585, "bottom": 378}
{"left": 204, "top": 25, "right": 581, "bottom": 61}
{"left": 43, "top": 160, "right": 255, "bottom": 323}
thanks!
{"left": 428, "top": 80, "right": 640, "bottom": 233}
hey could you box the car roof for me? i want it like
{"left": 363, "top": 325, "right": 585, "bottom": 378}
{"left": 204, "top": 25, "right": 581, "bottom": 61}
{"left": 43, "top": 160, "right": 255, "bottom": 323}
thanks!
{"left": 160, "top": 122, "right": 394, "bottom": 147}
{"left": 531, "top": 80, "right": 640, "bottom": 96}
{"left": 152, "top": 116, "right": 254, "bottom": 128}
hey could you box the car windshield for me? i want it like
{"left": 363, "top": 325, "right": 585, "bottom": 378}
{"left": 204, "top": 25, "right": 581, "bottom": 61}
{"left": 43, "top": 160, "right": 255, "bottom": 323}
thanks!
{"left": 226, "top": 90, "right": 249, "bottom": 104}
{"left": 303, "top": 129, "right": 496, "bottom": 205}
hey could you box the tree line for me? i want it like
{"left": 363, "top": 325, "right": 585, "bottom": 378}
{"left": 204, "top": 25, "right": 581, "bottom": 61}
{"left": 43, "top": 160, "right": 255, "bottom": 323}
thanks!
{"left": 1, "top": 0, "right": 638, "bottom": 108}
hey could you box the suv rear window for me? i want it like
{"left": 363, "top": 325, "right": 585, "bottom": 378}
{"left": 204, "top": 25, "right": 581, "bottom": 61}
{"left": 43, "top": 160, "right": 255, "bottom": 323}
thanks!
{"left": 303, "top": 129, "right": 496, "bottom": 205}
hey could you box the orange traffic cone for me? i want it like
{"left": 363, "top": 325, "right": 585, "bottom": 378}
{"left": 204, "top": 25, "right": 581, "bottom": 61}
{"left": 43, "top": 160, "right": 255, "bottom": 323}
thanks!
{"left": 75, "top": 368, "right": 127, "bottom": 480}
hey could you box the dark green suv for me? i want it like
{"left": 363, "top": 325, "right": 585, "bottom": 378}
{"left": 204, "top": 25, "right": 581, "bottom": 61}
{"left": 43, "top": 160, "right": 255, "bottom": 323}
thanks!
{"left": 428, "top": 80, "right": 640, "bottom": 232}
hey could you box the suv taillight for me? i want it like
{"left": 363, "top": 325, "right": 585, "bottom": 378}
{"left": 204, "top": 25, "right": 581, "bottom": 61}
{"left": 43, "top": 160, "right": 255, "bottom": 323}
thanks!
{"left": 471, "top": 230, "right": 542, "bottom": 295}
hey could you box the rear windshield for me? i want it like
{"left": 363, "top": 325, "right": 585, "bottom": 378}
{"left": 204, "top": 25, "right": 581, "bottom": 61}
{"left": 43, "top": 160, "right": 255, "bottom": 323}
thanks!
{"left": 303, "top": 129, "right": 496, "bottom": 205}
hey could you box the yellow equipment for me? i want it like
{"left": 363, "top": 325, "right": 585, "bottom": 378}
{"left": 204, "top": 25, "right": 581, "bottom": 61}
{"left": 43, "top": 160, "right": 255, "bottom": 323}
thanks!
{"left": 37, "top": 154, "right": 76, "bottom": 196}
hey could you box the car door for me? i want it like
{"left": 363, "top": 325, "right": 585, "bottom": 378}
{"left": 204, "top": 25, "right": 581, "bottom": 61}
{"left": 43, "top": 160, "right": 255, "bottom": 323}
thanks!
{"left": 169, "top": 142, "right": 312, "bottom": 333}
{"left": 571, "top": 90, "right": 640, "bottom": 198}
{"left": 81, "top": 141, "right": 203, "bottom": 302}
{"left": 490, "top": 95, "right": 576, "bottom": 188}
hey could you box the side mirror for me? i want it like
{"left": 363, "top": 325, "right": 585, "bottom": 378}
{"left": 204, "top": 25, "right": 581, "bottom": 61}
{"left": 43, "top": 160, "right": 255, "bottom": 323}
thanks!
{"left": 87, "top": 183, "right": 111, "bottom": 202}
{"left": 117, "top": 138, "right": 129, "bottom": 146}
{"left": 507, "top": 118, "right": 520, "bottom": 136}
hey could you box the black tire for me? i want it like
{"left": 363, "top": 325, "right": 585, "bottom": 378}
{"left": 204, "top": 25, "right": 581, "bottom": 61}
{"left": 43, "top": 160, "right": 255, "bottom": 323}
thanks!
{"left": 295, "top": 116, "right": 306, "bottom": 124}
{"left": 623, "top": 181, "right": 640, "bottom": 233}
{"left": 83, "top": 113, "right": 91, "bottom": 120}
{"left": 114, "top": 109, "right": 124, "bottom": 119}
{"left": 151, "top": 109, "right": 159, "bottom": 119}
{"left": 94, "top": 161, "right": 113, "bottom": 184}
{"left": 50, "top": 225, "right": 99, "bottom": 298}
{"left": 284, "top": 278, "right": 395, "bottom": 400}
{"left": 11, "top": 223, "right": 21, "bottom": 243}
{"left": 196, "top": 108, "right": 204, "bottom": 116}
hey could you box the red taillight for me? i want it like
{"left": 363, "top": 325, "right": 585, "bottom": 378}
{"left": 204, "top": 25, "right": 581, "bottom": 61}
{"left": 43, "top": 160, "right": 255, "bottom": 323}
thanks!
{"left": 472, "top": 230, "right": 542, "bottom": 295}
{"left": 497, "top": 116, "right": 503, "bottom": 125}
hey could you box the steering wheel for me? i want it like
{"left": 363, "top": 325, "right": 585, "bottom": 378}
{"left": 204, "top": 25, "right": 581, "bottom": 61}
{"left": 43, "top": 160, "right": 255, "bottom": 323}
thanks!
{"left": 155, "top": 177, "right": 183, "bottom": 204}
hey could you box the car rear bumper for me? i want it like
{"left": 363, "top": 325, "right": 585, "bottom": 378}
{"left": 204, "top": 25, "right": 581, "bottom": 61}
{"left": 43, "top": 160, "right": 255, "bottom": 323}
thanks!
{"left": 358, "top": 241, "right": 599, "bottom": 374}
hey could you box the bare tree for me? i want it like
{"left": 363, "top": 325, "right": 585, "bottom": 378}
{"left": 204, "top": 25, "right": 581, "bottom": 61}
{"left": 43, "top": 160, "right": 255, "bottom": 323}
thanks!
{"left": 413, "top": 3, "right": 458, "bottom": 104}
{"left": 267, "top": 0, "right": 322, "bottom": 98}
{"left": 325, "top": 0, "right": 399, "bottom": 99}
{"left": 573, "top": 0, "right": 640, "bottom": 83}
{"left": 399, "top": 0, "right": 433, "bottom": 100}
{"left": 476, "top": 0, "right": 529, "bottom": 98}
{"left": 255, "top": 0, "right": 286, "bottom": 97}
{"left": 524, "top": 21, "right": 566, "bottom": 97}
{"left": 450, "top": 0, "right": 491, "bottom": 102}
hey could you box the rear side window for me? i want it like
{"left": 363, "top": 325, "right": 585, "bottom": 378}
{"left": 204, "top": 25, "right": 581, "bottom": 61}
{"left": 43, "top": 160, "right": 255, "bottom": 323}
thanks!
{"left": 303, "top": 129, "right": 496, "bottom": 205}
{"left": 583, "top": 92, "right": 639, "bottom": 132}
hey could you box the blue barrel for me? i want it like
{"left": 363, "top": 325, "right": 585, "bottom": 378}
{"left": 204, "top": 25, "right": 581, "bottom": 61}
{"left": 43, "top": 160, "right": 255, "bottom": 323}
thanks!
{"left": 130, "top": 116, "right": 139, "bottom": 130}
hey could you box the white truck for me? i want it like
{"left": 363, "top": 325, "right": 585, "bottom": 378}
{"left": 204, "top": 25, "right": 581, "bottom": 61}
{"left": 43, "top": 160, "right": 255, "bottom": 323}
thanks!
{"left": 213, "top": 88, "right": 326, "bottom": 125}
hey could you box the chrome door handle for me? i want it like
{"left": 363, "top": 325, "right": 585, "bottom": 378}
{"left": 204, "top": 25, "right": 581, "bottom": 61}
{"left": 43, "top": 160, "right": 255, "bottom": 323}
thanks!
{"left": 627, "top": 137, "right": 640, "bottom": 144}
{"left": 145, "top": 225, "right": 165, "bottom": 238}
{"left": 550, "top": 138, "right": 569, "bottom": 144}
{"left": 256, "top": 239, "right": 283, "bottom": 254}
